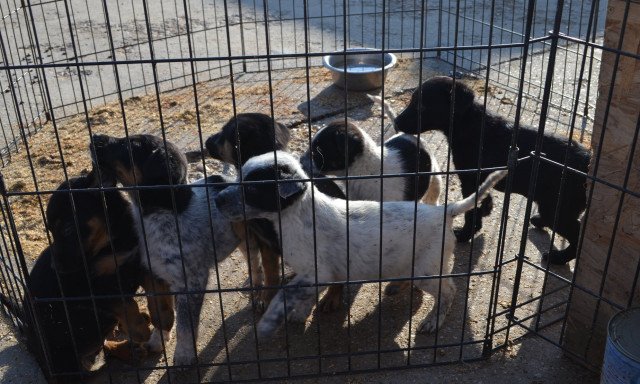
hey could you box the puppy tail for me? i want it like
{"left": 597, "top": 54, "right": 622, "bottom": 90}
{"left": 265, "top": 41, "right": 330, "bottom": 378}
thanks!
{"left": 446, "top": 170, "right": 507, "bottom": 218}
{"left": 368, "top": 95, "right": 398, "bottom": 132}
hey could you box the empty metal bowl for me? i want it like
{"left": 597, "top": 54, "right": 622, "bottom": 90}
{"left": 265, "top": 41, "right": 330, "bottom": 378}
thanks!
{"left": 323, "top": 48, "right": 397, "bottom": 91}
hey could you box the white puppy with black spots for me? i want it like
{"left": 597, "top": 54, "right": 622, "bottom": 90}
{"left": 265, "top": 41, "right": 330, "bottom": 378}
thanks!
{"left": 214, "top": 151, "right": 506, "bottom": 339}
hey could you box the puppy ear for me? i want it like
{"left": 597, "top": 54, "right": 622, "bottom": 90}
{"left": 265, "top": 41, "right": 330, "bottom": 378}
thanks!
{"left": 334, "top": 129, "right": 349, "bottom": 159}
{"left": 278, "top": 180, "right": 306, "bottom": 200}
{"left": 143, "top": 148, "right": 185, "bottom": 185}
{"left": 275, "top": 122, "right": 290, "bottom": 150}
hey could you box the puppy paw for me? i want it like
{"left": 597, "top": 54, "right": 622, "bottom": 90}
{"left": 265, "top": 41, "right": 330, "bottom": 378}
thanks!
{"left": 384, "top": 281, "right": 410, "bottom": 296}
{"left": 543, "top": 249, "right": 575, "bottom": 265}
{"left": 317, "top": 289, "right": 342, "bottom": 313}
{"left": 257, "top": 319, "right": 278, "bottom": 339}
{"left": 172, "top": 344, "right": 196, "bottom": 368}
{"left": 250, "top": 288, "right": 267, "bottom": 314}
{"left": 132, "top": 342, "right": 149, "bottom": 362}
{"left": 253, "top": 296, "right": 267, "bottom": 314}
{"left": 530, "top": 215, "right": 544, "bottom": 229}
{"left": 417, "top": 316, "right": 439, "bottom": 334}
{"left": 287, "top": 307, "right": 309, "bottom": 324}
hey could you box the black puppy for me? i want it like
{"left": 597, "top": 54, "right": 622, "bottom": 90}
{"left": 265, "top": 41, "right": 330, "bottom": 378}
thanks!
{"left": 395, "top": 76, "right": 592, "bottom": 264}
{"left": 206, "top": 113, "right": 346, "bottom": 312}
{"left": 2, "top": 170, "right": 151, "bottom": 382}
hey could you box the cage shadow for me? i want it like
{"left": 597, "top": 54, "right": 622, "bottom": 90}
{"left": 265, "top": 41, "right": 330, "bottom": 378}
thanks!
{"left": 297, "top": 85, "right": 378, "bottom": 125}
{"left": 193, "top": 281, "right": 423, "bottom": 381}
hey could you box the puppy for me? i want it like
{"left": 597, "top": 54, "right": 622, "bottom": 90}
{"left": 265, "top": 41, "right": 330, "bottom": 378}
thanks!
{"left": 213, "top": 151, "right": 506, "bottom": 338}
{"left": 1, "top": 170, "right": 151, "bottom": 382}
{"left": 300, "top": 118, "right": 442, "bottom": 301}
{"left": 91, "top": 134, "right": 240, "bottom": 366}
{"left": 395, "top": 76, "right": 592, "bottom": 265}
{"left": 205, "top": 113, "right": 290, "bottom": 169}
{"left": 300, "top": 119, "right": 442, "bottom": 205}
{"left": 206, "top": 113, "right": 346, "bottom": 312}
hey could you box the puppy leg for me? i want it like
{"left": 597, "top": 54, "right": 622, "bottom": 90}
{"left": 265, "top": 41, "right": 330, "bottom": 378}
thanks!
{"left": 108, "top": 298, "right": 152, "bottom": 363}
{"left": 258, "top": 243, "right": 281, "bottom": 312}
{"left": 384, "top": 280, "right": 411, "bottom": 296}
{"left": 172, "top": 280, "right": 208, "bottom": 367}
{"left": 415, "top": 277, "right": 456, "bottom": 334}
{"left": 233, "top": 222, "right": 263, "bottom": 290}
{"left": 142, "top": 274, "right": 175, "bottom": 354}
{"left": 318, "top": 285, "right": 343, "bottom": 312}
{"left": 544, "top": 217, "right": 580, "bottom": 265}
{"left": 530, "top": 214, "right": 544, "bottom": 229}
{"left": 114, "top": 298, "right": 152, "bottom": 343}
{"left": 104, "top": 339, "right": 148, "bottom": 364}
{"left": 257, "top": 275, "right": 317, "bottom": 339}
{"left": 454, "top": 174, "right": 493, "bottom": 242}
{"left": 422, "top": 157, "right": 442, "bottom": 206}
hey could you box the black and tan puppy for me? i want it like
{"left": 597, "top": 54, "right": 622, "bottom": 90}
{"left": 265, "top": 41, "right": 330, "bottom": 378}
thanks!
{"left": 206, "top": 113, "right": 345, "bottom": 312}
{"left": 2, "top": 170, "right": 151, "bottom": 382}
{"left": 395, "top": 76, "right": 592, "bottom": 264}
{"left": 92, "top": 134, "right": 240, "bottom": 367}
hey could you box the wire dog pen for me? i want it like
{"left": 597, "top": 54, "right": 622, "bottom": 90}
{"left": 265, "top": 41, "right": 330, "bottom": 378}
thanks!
{"left": 0, "top": 0, "right": 637, "bottom": 382}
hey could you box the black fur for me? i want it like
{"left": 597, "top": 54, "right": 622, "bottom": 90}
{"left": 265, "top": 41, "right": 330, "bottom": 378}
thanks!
{"left": 385, "top": 134, "right": 432, "bottom": 201}
{"left": 205, "top": 113, "right": 290, "bottom": 168}
{"left": 204, "top": 174, "right": 235, "bottom": 193}
{"left": 215, "top": 162, "right": 307, "bottom": 214}
{"left": 308, "top": 120, "right": 365, "bottom": 173}
{"left": 395, "top": 76, "right": 592, "bottom": 264}
{"left": 8, "top": 171, "right": 147, "bottom": 382}
{"left": 91, "top": 134, "right": 192, "bottom": 214}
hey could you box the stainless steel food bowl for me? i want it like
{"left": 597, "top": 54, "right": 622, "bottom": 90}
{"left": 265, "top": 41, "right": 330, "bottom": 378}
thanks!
{"left": 323, "top": 48, "right": 397, "bottom": 91}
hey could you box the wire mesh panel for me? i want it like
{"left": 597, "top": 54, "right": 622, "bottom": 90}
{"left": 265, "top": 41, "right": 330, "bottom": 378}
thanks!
{"left": 0, "top": 0, "right": 636, "bottom": 383}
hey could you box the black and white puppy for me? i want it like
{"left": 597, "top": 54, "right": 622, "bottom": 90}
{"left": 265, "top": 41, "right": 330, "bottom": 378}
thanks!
{"left": 91, "top": 134, "right": 240, "bottom": 367}
{"left": 300, "top": 113, "right": 442, "bottom": 299}
{"left": 395, "top": 76, "right": 592, "bottom": 265}
{"left": 206, "top": 113, "right": 346, "bottom": 312}
{"left": 213, "top": 151, "right": 506, "bottom": 338}
{"left": 300, "top": 118, "right": 442, "bottom": 205}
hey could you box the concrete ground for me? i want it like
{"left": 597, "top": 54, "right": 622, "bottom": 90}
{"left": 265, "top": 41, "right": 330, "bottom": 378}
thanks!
{"left": 0, "top": 315, "right": 600, "bottom": 383}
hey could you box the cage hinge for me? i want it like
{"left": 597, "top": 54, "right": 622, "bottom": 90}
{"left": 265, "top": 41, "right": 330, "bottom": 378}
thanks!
{"left": 507, "top": 146, "right": 519, "bottom": 171}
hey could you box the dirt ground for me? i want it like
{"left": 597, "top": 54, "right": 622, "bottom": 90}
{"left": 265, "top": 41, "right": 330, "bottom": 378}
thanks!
{"left": 0, "top": 57, "right": 600, "bottom": 383}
